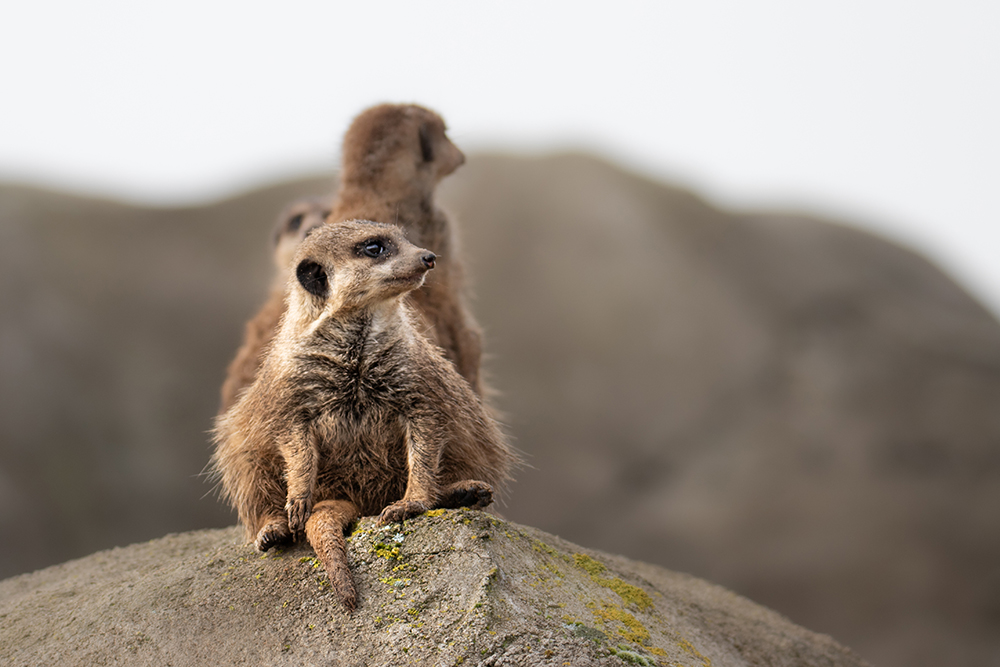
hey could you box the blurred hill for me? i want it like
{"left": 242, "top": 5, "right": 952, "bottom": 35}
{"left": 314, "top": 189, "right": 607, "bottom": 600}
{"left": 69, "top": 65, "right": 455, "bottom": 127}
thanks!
{"left": 1, "top": 153, "right": 998, "bottom": 667}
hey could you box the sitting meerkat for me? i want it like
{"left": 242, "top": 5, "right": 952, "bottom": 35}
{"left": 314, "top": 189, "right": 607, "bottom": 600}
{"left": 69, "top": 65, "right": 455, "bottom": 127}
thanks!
{"left": 212, "top": 220, "right": 516, "bottom": 611}
{"left": 219, "top": 196, "right": 333, "bottom": 412}
{"left": 218, "top": 103, "right": 484, "bottom": 414}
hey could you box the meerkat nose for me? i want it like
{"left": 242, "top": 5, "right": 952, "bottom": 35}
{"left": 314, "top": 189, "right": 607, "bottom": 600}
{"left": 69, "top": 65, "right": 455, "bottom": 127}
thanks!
{"left": 421, "top": 253, "right": 437, "bottom": 269}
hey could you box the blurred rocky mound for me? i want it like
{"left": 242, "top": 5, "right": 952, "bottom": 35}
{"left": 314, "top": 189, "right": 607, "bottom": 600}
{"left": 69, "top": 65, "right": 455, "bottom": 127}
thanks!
{"left": 0, "top": 510, "right": 867, "bottom": 667}
{"left": 1, "top": 153, "right": 998, "bottom": 667}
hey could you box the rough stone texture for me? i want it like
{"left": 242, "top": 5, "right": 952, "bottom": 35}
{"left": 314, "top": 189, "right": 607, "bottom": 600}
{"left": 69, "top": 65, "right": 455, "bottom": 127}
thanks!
{"left": 2, "top": 154, "right": 1000, "bottom": 666}
{"left": 0, "top": 511, "right": 866, "bottom": 667}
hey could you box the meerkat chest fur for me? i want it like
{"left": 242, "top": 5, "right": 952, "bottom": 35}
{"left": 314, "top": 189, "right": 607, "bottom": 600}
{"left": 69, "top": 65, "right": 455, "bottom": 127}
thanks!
{"left": 293, "top": 308, "right": 417, "bottom": 423}
{"left": 277, "top": 296, "right": 430, "bottom": 513}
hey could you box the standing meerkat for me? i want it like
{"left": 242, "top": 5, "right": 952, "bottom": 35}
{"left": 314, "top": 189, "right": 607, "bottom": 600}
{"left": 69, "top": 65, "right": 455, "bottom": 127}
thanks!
{"left": 218, "top": 103, "right": 484, "bottom": 413}
{"left": 212, "top": 220, "right": 516, "bottom": 610}
{"left": 219, "top": 196, "right": 334, "bottom": 412}
{"left": 331, "top": 104, "right": 484, "bottom": 394}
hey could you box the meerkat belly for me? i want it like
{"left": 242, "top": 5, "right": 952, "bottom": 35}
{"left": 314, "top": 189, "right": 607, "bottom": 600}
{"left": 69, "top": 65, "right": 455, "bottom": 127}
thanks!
{"left": 311, "top": 400, "right": 411, "bottom": 516}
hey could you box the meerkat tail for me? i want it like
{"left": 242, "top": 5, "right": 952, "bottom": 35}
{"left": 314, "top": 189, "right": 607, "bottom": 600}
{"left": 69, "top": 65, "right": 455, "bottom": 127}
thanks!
{"left": 305, "top": 499, "right": 361, "bottom": 611}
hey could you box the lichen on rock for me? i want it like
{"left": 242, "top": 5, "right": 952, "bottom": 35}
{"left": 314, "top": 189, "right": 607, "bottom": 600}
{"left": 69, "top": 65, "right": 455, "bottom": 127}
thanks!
{"left": 0, "top": 510, "right": 868, "bottom": 666}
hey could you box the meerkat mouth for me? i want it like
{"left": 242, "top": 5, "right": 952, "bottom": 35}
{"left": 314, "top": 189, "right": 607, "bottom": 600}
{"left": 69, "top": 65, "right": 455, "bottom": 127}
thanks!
{"left": 390, "top": 270, "right": 429, "bottom": 286}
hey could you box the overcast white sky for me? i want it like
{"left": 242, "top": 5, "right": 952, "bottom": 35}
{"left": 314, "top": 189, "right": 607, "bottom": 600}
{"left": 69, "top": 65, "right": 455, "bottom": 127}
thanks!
{"left": 2, "top": 1, "right": 998, "bottom": 314}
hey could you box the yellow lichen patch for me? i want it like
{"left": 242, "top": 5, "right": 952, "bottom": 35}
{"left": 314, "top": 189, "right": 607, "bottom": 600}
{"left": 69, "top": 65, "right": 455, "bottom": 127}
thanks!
{"left": 573, "top": 554, "right": 654, "bottom": 611}
{"left": 590, "top": 603, "right": 650, "bottom": 645}
{"left": 676, "top": 636, "right": 712, "bottom": 666}
{"left": 602, "top": 578, "right": 654, "bottom": 611}
{"left": 573, "top": 554, "right": 607, "bottom": 576}
{"left": 532, "top": 540, "right": 564, "bottom": 559}
{"left": 424, "top": 509, "right": 447, "bottom": 517}
{"left": 373, "top": 543, "right": 402, "bottom": 560}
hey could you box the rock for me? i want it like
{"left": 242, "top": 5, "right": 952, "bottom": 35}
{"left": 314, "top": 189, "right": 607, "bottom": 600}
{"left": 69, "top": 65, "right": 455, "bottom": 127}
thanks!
{"left": 0, "top": 511, "right": 866, "bottom": 667}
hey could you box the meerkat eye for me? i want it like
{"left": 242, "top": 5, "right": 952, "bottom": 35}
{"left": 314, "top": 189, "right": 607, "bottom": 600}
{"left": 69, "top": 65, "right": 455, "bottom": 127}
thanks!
{"left": 286, "top": 213, "right": 305, "bottom": 233}
{"left": 418, "top": 124, "right": 435, "bottom": 163}
{"left": 363, "top": 241, "right": 386, "bottom": 258}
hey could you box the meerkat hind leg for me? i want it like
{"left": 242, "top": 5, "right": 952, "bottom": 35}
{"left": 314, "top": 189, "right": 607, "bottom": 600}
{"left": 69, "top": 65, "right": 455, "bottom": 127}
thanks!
{"left": 305, "top": 499, "right": 361, "bottom": 611}
{"left": 378, "top": 480, "right": 494, "bottom": 525}
{"left": 254, "top": 514, "right": 293, "bottom": 552}
{"left": 378, "top": 499, "right": 431, "bottom": 525}
{"left": 438, "top": 479, "right": 493, "bottom": 510}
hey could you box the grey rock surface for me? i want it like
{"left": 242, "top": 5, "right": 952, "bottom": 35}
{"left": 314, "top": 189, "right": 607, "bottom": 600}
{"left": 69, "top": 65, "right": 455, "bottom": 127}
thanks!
{"left": 0, "top": 511, "right": 866, "bottom": 667}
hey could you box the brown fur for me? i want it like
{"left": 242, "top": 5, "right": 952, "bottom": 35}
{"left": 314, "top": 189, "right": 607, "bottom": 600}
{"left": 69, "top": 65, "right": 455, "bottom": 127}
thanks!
{"left": 219, "top": 197, "right": 333, "bottom": 412}
{"left": 212, "top": 220, "right": 516, "bottom": 610}
{"left": 332, "top": 104, "right": 483, "bottom": 394}
{"left": 218, "top": 103, "right": 484, "bottom": 414}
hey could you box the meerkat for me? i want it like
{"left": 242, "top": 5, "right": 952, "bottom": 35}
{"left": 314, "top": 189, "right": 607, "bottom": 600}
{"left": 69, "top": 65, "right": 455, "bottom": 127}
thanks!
{"left": 218, "top": 104, "right": 485, "bottom": 413}
{"left": 219, "top": 196, "right": 333, "bottom": 412}
{"left": 212, "top": 220, "right": 516, "bottom": 611}
{"left": 330, "top": 104, "right": 484, "bottom": 394}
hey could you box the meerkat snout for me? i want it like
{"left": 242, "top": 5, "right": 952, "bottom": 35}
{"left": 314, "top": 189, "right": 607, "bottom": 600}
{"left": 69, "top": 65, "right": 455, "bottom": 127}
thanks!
{"left": 421, "top": 252, "right": 436, "bottom": 269}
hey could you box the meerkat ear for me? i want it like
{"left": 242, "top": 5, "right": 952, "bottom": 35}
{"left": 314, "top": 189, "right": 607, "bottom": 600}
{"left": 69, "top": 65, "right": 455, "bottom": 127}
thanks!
{"left": 296, "top": 259, "right": 329, "bottom": 299}
{"left": 418, "top": 123, "right": 435, "bottom": 163}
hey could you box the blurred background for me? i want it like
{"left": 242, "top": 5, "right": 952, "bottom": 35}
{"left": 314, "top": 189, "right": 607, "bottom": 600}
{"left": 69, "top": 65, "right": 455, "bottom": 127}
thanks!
{"left": 2, "top": 2, "right": 999, "bottom": 666}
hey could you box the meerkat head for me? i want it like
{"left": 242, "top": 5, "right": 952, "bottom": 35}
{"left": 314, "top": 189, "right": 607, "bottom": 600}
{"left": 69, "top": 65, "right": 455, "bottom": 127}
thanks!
{"left": 272, "top": 196, "right": 334, "bottom": 271}
{"left": 339, "top": 103, "right": 465, "bottom": 196}
{"left": 288, "top": 220, "right": 437, "bottom": 322}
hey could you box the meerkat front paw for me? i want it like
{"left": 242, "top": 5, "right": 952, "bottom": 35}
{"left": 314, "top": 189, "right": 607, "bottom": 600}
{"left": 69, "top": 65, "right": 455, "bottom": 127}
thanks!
{"left": 378, "top": 499, "right": 429, "bottom": 525}
{"left": 285, "top": 495, "right": 313, "bottom": 538}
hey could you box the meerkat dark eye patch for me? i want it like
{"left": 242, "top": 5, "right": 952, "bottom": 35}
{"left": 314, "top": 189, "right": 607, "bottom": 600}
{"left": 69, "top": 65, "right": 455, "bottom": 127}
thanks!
{"left": 286, "top": 213, "right": 305, "bottom": 234}
{"left": 296, "top": 259, "right": 329, "bottom": 298}
{"left": 418, "top": 124, "right": 435, "bottom": 163}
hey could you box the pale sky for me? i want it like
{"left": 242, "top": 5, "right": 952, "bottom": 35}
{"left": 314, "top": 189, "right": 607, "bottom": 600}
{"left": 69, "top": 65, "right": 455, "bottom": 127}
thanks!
{"left": 2, "top": 1, "right": 998, "bottom": 314}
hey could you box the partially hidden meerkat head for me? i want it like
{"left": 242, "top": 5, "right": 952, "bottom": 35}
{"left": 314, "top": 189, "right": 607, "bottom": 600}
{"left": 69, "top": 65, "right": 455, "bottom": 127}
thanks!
{"left": 272, "top": 196, "right": 335, "bottom": 271}
{"left": 339, "top": 103, "right": 465, "bottom": 196}
{"left": 288, "top": 219, "right": 437, "bottom": 323}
